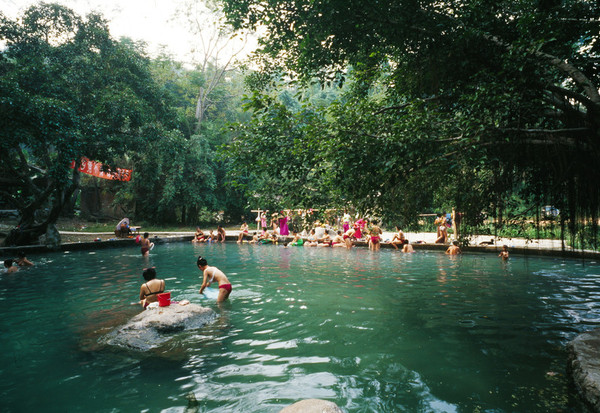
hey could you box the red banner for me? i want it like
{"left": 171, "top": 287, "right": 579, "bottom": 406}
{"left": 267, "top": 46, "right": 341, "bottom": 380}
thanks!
{"left": 70, "top": 158, "right": 132, "bottom": 181}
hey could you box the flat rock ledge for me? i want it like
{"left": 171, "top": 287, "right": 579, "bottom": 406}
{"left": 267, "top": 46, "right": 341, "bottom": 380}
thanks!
{"left": 103, "top": 303, "right": 216, "bottom": 351}
{"left": 567, "top": 328, "right": 600, "bottom": 412}
{"left": 280, "top": 399, "right": 343, "bottom": 413}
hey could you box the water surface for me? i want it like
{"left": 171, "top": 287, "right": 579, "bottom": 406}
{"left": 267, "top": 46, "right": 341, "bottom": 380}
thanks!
{"left": 0, "top": 243, "right": 597, "bottom": 412}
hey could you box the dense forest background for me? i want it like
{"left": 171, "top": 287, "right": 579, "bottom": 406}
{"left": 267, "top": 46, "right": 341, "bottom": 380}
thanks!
{"left": 1, "top": 1, "right": 598, "bottom": 248}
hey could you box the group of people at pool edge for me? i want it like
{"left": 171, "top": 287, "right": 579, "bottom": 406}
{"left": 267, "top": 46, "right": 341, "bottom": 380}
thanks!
{"left": 229, "top": 209, "right": 466, "bottom": 253}
{"left": 191, "top": 225, "right": 227, "bottom": 243}
{"left": 186, "top": 210, "right": 510, "bottom": 260}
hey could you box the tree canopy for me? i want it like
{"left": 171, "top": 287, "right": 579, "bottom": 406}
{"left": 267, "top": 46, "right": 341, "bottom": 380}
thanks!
{"left": 2, "top": 1, "right": 599, "bottom": 247}
{"left": 0, "top": 3, "right": 254, "bottom": 247}
{"left": 219, "top": 0, "right": 600, "bottom": 242}
{"left": 0, "top": 3, "right": 175, "bottom": 245}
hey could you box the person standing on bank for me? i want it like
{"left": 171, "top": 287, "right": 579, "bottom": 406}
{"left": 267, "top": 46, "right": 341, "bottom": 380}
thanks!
{"left": 197, "top": 256, "right": 232, "bottom": 302}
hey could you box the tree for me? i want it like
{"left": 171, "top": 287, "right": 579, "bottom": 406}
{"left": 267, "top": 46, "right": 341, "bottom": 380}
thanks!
{"left": 220, "top": 0, "right": 600, "bottom": 241}
{"left": 0, "top": 3, "right": 174, "bottom": 246}
{"left": 175, "top": 0, "right": 249, "bottom": 133}
{"left": 127, "top": 53, "right": 252, "bottom": 225}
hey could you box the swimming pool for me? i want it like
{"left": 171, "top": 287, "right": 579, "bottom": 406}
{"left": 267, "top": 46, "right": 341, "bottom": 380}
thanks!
{"left": 0, "top": 243, "right": 597, "bottom": 412}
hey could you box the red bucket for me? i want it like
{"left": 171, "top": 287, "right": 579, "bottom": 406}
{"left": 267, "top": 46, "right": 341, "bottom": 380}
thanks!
{"left": 157, "top": 292, "right": 171, "bottom": 307}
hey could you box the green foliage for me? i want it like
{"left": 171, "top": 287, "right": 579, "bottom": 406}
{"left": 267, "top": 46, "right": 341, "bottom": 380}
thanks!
{"left": 222, "top": 84, "right": 343, "bottom": 211}
{"left": 0, "top": 3, "right": 175, "bottom": 245}
{"left": 219, "top": 0, "right": 600, "bottom": 244}
{"left": 138, "top": 55, "right": 251, "bottom": 224}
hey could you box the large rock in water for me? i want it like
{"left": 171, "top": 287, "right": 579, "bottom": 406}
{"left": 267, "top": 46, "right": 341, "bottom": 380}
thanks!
{"left": 279, "top": 399, "right": 344, "bottom": 413}
{"left": 104, "top": 303, "right": 216, "bottom": 351}
{"left": 567, "top": 328, "right": 600, "bottom": 412}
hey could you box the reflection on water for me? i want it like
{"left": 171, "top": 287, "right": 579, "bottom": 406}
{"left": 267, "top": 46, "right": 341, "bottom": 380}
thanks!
{"left": 0, "top": 244, "right": 598, "bottom": 411}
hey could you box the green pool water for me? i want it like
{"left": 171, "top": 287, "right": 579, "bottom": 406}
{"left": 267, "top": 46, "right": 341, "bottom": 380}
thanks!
{"left": 0, "top": 243, "right": 597, "bottom": 412}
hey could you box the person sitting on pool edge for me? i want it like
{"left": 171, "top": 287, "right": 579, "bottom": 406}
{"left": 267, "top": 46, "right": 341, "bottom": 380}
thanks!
{"left": 216, "top": 225, "right": 226, "bottom": 243}
{"left": 138, "top": 267, "right": 165, "bottom": 308}
{"left": 237, "top": 222, "right": 249, "bottom": 243}
{"left": 288, "top": 231, "right": 304, "bottom": 246}
{"left": 115, "top": 217, "right": 132, "bottom": 238}
{"left": 192, "top": 227, "right": 207, "bottom": 243}
{"left": 197, "top": 256, "right": 232, "bottom": 302}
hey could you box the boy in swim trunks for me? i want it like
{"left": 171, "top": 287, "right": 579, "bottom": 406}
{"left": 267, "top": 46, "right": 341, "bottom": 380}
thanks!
{"left": 197, "top": 256, "right": 232, "bottom": 302}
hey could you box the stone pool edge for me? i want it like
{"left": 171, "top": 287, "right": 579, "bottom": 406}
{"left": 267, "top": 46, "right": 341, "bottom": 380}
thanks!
{"left": 2, "top": 233, "right": 600, "bottom": 260}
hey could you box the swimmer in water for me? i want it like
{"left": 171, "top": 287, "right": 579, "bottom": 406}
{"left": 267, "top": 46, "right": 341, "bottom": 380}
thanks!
{"left": 4, "top": 259, "right": 18, "bottom": 273}
{"left": 15, "top": 251, "right": 34, "bottom": 266}
{"left": 402, "top": 239, "right": 414, "bottom": 253}
{"left": 445, "top": 240, "right": 462, "bottom": 255}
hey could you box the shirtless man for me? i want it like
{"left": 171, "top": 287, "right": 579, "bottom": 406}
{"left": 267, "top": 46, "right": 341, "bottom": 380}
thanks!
{"left": 498, "top": 245, "right": 509, "bottom": 260}
{"left": 445, "top": 240, "right": 462, "bottom": 255}
{"left": 197, "top": 256, "right": 232, "bottom": 302}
